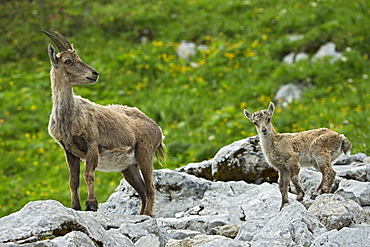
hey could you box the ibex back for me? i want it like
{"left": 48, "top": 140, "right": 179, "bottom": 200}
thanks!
{"left": 244, "top": 102, "right": 351, "bottom": 210}
{"left": 43, "top": 31, "right": 165, "bottom": 216}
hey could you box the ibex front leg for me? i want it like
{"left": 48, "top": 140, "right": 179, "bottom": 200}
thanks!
{"left": 278, "top": 166, "right": 291, "bottom": 211}
{"left": 65, "top": 150, "right": 82, "bottom": 210}
{"left": 84, "top": 146, "right": 99, "bottom": 211}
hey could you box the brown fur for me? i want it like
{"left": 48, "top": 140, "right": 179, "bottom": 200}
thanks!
{"left": 44, "top": 31, "right": 165, "bottom": 216}
{"left": 244, "top": 102, "right": 351, "bottom": 210}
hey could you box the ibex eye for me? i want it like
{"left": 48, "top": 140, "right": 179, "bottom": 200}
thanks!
{"left": 64, "top": 59, "right": 72, "bottom": 65}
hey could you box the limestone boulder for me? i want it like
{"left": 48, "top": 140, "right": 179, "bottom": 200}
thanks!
{"left": 311, "top": 227, "right": 370, "bottom": 247}
{"left": 335, "top": 179, "right": 370, "bottom": 206}
{"left": 0, "top": 200, "right": 168, "bottom": 247}
{"left": 308, "top": 194, "right": 370, "bottom": 230}
{"left": 241, "top": 202, "right": 326, "bottom": 247}
{"left": 177, "top": 136, "right": 278, "bottom": 184}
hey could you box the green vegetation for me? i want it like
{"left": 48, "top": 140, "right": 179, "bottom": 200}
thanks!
{"left": 1, "top": 0, "right": 369, "bottom": 217}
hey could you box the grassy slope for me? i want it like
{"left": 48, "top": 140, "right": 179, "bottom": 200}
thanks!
{"left": 0, "top": 0, "right": 369, "bottom": 217}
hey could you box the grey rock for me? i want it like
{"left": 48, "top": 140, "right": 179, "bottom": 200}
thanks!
{"left": 210, "top": 224, "right": 240, "bottom": 238}
{"left": 157, "top": 215, "right": 232, "bottom": 234}
{"left": 308, "top": 194, "right": 370, "bottom": 230}
{"left": 153, "top": 170, "right": 212, "bottom": 218}
{"left": 201, "top": 181, "right": 282, "bottom": 225}
{"left": 364, "top": 157, "right": 370, "bottom": 164}
{"left": 100, "top": 169, "right": 212, "bottom": 218}
{"left": 135, "top": 234, "right": 160, "bottom": 247}
{"left": 101, "top": 168, "right": 287, "bottom": 245}
{"left": 166, "top": 234, "right": 229, "bottom": 247}
{"left": 0, "top": 200, "right": 91, "bottom": 245}
{"left": 295, "top": 52, "right": 309, "bottom": 62}
{"left": 334, "top": 153, "right": 368, "bottom": 165}
{"left": 311, "top": 227, "right": 370, "bottom": 247}
{"left": 177, "top": 160, "right": 212, "bottom": 180}
{"left": 249, "top": 201, "right": 326, "bottom": 247}
{"left": 282, "top": 52, "right": 308, "bottom": 64}
{"left": 335, "top": 179, "right": 370, "bottom": 206}
{"left": 292, "top": 168, "right": 322, "bottom": 196}
{"left": 197, "top": 239, "right": 251, "bottom": 247}
{"left": 282, "top": 52, "right": 295, "bottom": 64}
{"left": 20, "top": 231, "right": 98, "bottom": 247}
{"left": 211, "top": 146, "right": 274, "bottom": 183}
{"left": 273, "top": 83, "right": 307, "bottom": 104}
{"left": 235, "top": 218, "right": 266, "bottom": 242}
{"left": 0, "top": 200, "right": 169, "bottom": 247}
{"left": 176, "top": 40, "right": 196, "bottom": 60}
{"left": 311, "top": 42, "right": 342, "bottom": 63}
{"left": 286, "top": 34, "right": 304, "bottom": 42}
{"left": 334, "top": 163, "right": 370, "bottom": 182}
{"left": 167, "top": 229, "right": 202, "bottom": 240}
{"left": 98, "top": 178, "right": 142, "bottom": 216}
{"left": 2, "top": 137, "right": 370, "bottom": 247}
{"left": 116, "top": 216, "right": 169, "bottom": 246}
{"left": 178, "top": 137, "right": 278, "bottom": 184}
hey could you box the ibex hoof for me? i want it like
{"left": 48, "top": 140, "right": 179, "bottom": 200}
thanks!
{"left": 310, "top": 194, "right": 318, "bottom": 200}
{"left": 141, "top": 211, "right": 154, "bottom": 217}
{"left": 85, "top": 200, "right": 98, "bottom": 211}
{"left": 279, "top": 201, "right": 289, "bottom": 211}
{"left": 71, "top": 205, "right": 82, "bottom": 211}
{"left": 297, "top": 197, "right": 304, "bottom": 202}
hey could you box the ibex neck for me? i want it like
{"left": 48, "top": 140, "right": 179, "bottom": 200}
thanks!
{"left": 50, "top": 72, "right": 75, "bottom": 119}
{"left": 259, "top": 126, "right": 278, "bottom": 148}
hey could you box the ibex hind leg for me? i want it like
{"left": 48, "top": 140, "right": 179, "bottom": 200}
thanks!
{"left": 138, "top": 157, "right": 155, "bottom": 216}
{"left": 291, "top": 174, "right": 305, "bottom": 202}
{"left": 121, "top": 164, "right": 147, "bottom": 215}
{"left": 311, "top": 155, "right": 336, "bottom": 199}
{"left": 290, "top": 157, "right": 305, "bottom": 202}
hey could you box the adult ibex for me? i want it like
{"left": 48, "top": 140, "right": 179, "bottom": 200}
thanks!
{"left": 43, "top": 31, "right": 165, "bottom": 216}
{"left": 244, "top": 102, "right": 351, "bottom": 210}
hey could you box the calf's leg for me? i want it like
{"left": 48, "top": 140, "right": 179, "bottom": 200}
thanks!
{"left": 278, "top": 166, "right": 291, "bottom": 211}
{"left": 290, "top": 162, "right": 305, "bottom": 202}
{"left": 311, "top": 154, "right": 336, "bottom": 199}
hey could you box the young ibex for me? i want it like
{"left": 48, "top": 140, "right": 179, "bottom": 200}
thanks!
{"left": 244, "top": 102, "right": 351, "bottom": 210}
{"left": 43, "top": 31, "right": 165, "bottom": 216}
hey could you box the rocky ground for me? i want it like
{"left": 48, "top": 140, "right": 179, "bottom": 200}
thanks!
{"left": 1, "top": 136, "right": 370, "bottom": 246}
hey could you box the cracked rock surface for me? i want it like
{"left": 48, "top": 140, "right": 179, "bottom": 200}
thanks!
{"left": 1, "top": 137, "right": 370, "bottom": 246}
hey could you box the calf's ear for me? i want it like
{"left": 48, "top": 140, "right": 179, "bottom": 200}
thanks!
{"left": 244, "top": 109, "right": 253, "bottom": 122}
{"left": 268, "top": 102, "right": 275, "bottom": 115}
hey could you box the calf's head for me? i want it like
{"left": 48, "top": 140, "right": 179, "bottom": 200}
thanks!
{"left": 244, "top": 102, "right": 275, "bottom": 135}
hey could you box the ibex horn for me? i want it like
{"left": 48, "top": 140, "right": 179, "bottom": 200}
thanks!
{"left": 42, "top": 30, "right": 72, "bottom": 52}
{"left": 52, "top": 31, "right": 73, "bottom": 50}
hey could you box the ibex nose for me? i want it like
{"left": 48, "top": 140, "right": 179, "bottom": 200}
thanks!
{"left": 86, "top": 70, "right": 99, "bottom": 83}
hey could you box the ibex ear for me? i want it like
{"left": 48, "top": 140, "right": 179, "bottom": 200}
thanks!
{"left": 47, "top": 44, "right": 58, "bottom": 68}
{"left": 268, "top": 102, "right": 275, "bottom": 115}
{"left": 243, "top": 109, "right": 253, "bottom": 121}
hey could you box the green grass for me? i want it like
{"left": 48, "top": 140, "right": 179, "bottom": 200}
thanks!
{"left": 1, "top": 0, "right": 369, "bottom": 217}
